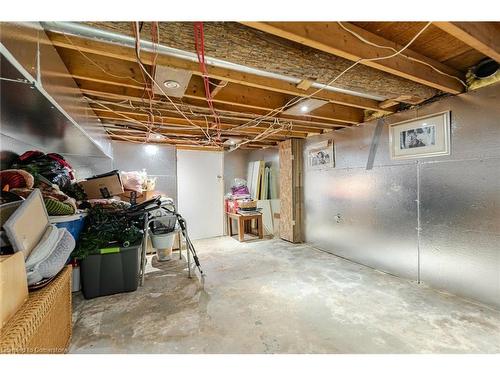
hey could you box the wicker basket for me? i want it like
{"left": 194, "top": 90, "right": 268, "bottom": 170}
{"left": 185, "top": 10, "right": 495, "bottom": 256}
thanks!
{"left": 0, "top": 266, "right": 72, "bottom": 354}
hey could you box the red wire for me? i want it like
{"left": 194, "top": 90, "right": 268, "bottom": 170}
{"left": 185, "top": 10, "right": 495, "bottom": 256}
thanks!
{"left": 194, "top": 22, "right": 221, "bottom": 138}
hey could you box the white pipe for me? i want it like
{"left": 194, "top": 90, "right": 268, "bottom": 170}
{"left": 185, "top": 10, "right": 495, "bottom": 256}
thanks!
{"left": 40, "top": 21, "right": 385, "bottom": 101}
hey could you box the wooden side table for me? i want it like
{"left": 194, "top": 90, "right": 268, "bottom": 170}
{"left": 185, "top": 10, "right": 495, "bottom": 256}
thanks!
{"left": 226, "top": 212, "right": 264, "bottom": 242}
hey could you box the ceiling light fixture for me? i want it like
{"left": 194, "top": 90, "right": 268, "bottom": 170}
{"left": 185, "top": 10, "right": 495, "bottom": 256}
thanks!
{"left": 283, "top": 98, "right": 329, "bottom": 116}
{"left": 223, "top": 137, "right": 243, "bottom": 146}
{"left": 163, "top": 80, "right": 181, "bottom": 89}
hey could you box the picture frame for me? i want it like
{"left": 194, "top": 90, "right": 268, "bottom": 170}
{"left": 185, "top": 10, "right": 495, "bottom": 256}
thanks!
{"left": 307, "top": 139, "right": 335, "bottom": 169}
{"left": 389, "top": 111, "right": 451, "bottom": 160}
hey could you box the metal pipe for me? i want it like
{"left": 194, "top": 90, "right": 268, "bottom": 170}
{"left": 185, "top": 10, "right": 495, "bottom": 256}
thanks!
{"left": 39, "top": 21, "right": 385, "bottom": 101}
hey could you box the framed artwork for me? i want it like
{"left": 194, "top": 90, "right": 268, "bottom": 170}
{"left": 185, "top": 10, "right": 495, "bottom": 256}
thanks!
{"left": 389, "top": 111, "right": 451, "bottom": 160}
{"left": 308, "top": 139, "right": 335, "bottom": 169}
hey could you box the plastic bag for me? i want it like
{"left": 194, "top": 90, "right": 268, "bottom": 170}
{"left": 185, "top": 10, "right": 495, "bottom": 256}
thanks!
{"left": 232, "top": 178, "right": 247, "bottom": 188}
{"left": 120, "top": 171, "right": 145, "bottom": 193}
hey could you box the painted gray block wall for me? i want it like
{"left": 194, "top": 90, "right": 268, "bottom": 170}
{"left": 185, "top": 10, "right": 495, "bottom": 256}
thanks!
{"left": 111, "top": 141, "right": 178, "bottom": 203}
{"left": 303, "top": 83, "right": 500, "bottom": 308}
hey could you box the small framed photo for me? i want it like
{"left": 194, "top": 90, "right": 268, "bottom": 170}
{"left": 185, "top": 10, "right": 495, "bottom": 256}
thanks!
{"left": 308, "top": 139, "right": 335, "bottom": 169}
{"left": 389, "top": 111, "right": 451, "bottom": 160}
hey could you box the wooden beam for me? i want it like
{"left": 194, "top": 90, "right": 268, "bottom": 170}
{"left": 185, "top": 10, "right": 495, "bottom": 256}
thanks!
{"left": 52, "top": 46, "right": 364, "bottom": 125}
{"left": 104, "top": 125, "right": 298, "bottom": 142}
{"left": 86, "top": 99, "right": 324, "bottom": 134}
{"left": 379, "top": 99, "right": 400, "bottom": 109}
{"left": 296, "top": 79, "right": 314, "bottom": 90}
{"left": 433, "top": 22, "right": 500, "bottom": 62}
{"left": 92, "top": 111, "right": 310, "bottom": 139}
{"left": 110, "top": 137, "right": 225, "bottom": 150}
{"left": 175, "top": 145, "right": 224, "bottom": 152}
{"left": 75, "top": 78, "right": 359, "bottom": 127}
{"left": 241, "top": 22, "right": 465, "bottom": 94}
{"left": 379, "top": 94, "right": 423, "bottom": 109}
{"left": 47, "top": 31, "right": 391, "bottom": 112}
{"left": 81, "top": 88, "right": 347, "bottom": 132}
{"left": 210, "top": 79, "right": 228, "bottom": 97}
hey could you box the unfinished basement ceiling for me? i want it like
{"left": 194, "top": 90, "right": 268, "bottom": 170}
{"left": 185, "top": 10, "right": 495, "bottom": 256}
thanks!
{"left": 40, "top": 21, "right": 499, "bottom": 150}
{"left": 351, "top": 22, "right": 488, "bottom": 71}
{"left": 82, "top": 21, "right": 440, "bottom": 100}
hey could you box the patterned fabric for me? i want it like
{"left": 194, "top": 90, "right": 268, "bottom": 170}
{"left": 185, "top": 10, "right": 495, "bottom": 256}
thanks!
{"left": 0, "top": 170, "right": 35, "bottom": 191}
{"left": 44, "top": 198, "right": 75, "bottom": 216}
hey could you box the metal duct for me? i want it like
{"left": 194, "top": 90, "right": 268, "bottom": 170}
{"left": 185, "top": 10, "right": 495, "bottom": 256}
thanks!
{"left": 39, "top": 21, "right": 385, "bottom": 101}
{"left": 0, "top": 22, "right": 112, "bottom": 158}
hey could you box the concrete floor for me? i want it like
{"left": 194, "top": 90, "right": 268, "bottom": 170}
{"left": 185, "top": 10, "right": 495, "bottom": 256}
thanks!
{"left": 70, "top": 236, "right": 500, "bottom": 353}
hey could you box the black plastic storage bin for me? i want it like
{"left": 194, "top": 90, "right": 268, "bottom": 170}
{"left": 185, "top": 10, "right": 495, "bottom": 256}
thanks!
{"left": 80, "top": 242, "right": 142, "bottom": 299}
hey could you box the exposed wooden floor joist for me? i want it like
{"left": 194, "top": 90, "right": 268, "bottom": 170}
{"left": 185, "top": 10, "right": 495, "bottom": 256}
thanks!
{"left": 433, "top": 22, "right": 500, "bottom": 62}
{"left": 41, "top": 21, "right": 499, "bottom": 149}
{"left": 241, "top": 22, "right": 465, "bottom": 95}
{"left": 46, "top": 32, "right": 392, "bottom": 113}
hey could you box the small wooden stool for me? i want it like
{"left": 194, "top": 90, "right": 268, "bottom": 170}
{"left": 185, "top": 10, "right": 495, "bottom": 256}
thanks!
{"left": 226, "top": 212, "right": 263, "bottom": 242}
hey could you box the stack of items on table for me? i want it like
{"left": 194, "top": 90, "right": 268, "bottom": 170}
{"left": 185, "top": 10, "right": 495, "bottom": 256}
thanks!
{"left": 224, "top": 178, "right": 261, "bottom": 216}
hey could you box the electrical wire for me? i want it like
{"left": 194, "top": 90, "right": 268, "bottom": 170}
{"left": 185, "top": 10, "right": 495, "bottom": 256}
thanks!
{"left": 62, "top": 33, "right": 145, "bottom": 86}
{"left": 59, "top": 24, "right": 333, "bottom": 147}
{"left": 336, "top": 22, "right": 467, "bottom": 88}
{"left": 230, "top": 21, "right": 435, "bottom": 137}
{"left": 228, "top": 21, "right": 436, "bottom": 151}
{"left": 131, "top": 21, "right": 215, "bottom": 144}
{"left": 193, "top": 22, "right": 221, "bottom": 136}
{"left": 66, "top": 21, "right": 440, "bottom": 149}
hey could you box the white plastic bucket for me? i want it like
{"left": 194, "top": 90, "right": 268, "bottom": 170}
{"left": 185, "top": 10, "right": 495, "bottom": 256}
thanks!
{"left": 150, "top": 230, "right": 177, "bottom": 261}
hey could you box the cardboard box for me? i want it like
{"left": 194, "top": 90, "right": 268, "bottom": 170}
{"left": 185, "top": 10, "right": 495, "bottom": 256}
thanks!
{"left": 119, "top": 190, "right": 158, "bottom": 204}
{"left": 0, "top": 252, "right": 28, "bottom": 329}
{"left": 78, "top": 172, "right": 124, "bottom": 199}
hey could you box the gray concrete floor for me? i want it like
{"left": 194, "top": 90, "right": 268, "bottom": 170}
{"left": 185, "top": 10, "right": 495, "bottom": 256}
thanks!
{"left": 70, "top": 236, "right": 500, "bottom": 353}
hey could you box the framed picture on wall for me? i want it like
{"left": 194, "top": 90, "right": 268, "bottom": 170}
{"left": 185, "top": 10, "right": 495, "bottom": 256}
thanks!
{"left": 389, "top": 111, "right": 451, "bottom": 160}
{"left": 307, "top": 139, "right": 335, "bottom": 169}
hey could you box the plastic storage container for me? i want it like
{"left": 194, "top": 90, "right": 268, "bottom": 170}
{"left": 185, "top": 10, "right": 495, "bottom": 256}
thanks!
{"left": 49, "top": 213, "right": 87, "bottom": 242}
{"left": 80, "top": 242, "right": 141, "bottom": 299}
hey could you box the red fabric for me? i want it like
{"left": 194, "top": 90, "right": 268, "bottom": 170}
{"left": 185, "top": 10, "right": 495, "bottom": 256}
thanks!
{"left": 0, "top": 170, "right": 34, "bottom": 190}
{"left": 18, "top": 150, "right": 44, "bottom": 162}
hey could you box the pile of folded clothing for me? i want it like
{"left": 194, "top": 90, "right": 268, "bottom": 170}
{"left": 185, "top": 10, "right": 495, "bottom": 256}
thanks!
{"left": 0, "top": 151, "right": 83, "bottom": 215}
{"left": 1, "top": 169, "right": 77, "bottom": 215}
